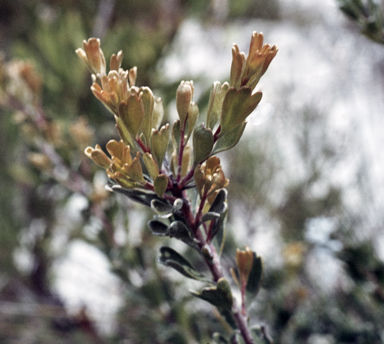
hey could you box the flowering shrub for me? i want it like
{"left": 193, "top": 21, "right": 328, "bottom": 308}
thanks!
{"left": 76, "top": 32, "right": 277, "bottom": 343}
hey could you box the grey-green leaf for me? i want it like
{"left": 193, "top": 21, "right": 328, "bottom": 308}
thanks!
{"left": 246, "top": 252, "right": 263, "bottom": 298}
{"left": 208, "top": 189, "right": 227, "bottom": 214}
{"left": 190, "top": 277, "right": 233, "bottom": 311}
{"left": 168, "top": 221, "right": 197, "bottom": 248}
{"left": 159, "top": 246, "right": 209, "bottom": 282}
{"left": 212, "top": 122, "right": 246, "bottom": 154}
{"left": 151, "top": 199, "right": 173, "bottom": 217}
{"left": 148, "top": 220, "right": 169, "bottom": 236}
{"left": 192, "top": 123, "right": 214, "bottom": 167}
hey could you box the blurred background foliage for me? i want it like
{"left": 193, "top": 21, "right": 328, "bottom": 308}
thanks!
{"left": 1, "top": 0, "right": 384, "bottom": 343}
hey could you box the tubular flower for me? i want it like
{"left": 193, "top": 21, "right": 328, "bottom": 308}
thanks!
{"left": 194, "top": 156, "right": 229, "bottom": 204}
{"left": 91, "top": 67, "right": 137, "bottom": 116}
{"left": 85, "top": 140, "right": 146, "bottom": 189}
{"left": 76, "top": 38, "right": 106, "bottom": 76}
{"left": 230, "top": 31, "right": 278, "bottom": 91}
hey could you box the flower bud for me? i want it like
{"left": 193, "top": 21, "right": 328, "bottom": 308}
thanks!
{"left": 176, "top": 81, "right": 193, "bottom": 127}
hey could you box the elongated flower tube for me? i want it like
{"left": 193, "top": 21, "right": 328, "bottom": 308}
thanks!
{"left": 230, "top": 32, "right": 278, "bottom": 91}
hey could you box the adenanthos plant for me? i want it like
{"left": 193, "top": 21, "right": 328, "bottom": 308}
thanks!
{"left": 77, "top": 32, "right": 277, "bottom": 344}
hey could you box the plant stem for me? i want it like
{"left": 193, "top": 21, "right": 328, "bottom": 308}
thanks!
{"left": 176, "top": 189, "right": 255, "bottom": 344}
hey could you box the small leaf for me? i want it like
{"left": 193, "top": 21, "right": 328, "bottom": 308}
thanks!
{"left": 220, "top": 87, "right": 262, "bottom": 136}
{"left": 152, "top": 97, "right": 164, "bottom": 130}
{"left": 118, "top": 93, "right": 145, "bottom": 139}
{"left": 110, "top": 185, "right": 159, "bottom": 207}
{"left": 168, "top": 221, "right": 197, "bottom": 248}
{"left": 246, "top": 252, "right": 263, "bottom": 299}
{"left": 186, "top": 102, "right": 199, "bottom": 140}
{"left": 201, "top": 212, "right": 220, "bottom": 223}
{"left": 208, "top": 189, "right": 227, "bottom": 214}
{"left": 206, "top": 81, "right": 230, "bottom": 130}
{"left": 143, "top": 153, "right": 159, "bottom": 180}
{"left": 151, "top": 199, "right": 173, "bottom": 217}
{"left": 172, "top": 120, "right": 181, "bottom": 151}
{"left": 213, "top": 122, "right": 246, "bottom": 154}
{"left": 151, "top": 124, "right": 170, "bottom": 167}
{"left": 159, "top": 246, "right": 209, "bottom": 282}
{"left": 140, "top": 87, "right": 155, "bottom": 143}
{"left": 193, "top": 123, "right": 214, "bottom": 167}
{"left": 115, "top": 115, "right": 136, "bottom": 148}
{"left": 148, "top": 220, "right": 169, "bottom": 236}
{"left": 190, "top": 277, "right": 233, "bottom": 310}
{"left": 154, "top": 174, "right": 168, "bottom": 198}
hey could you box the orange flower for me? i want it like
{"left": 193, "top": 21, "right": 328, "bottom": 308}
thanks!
{"left": 194, "top": 156, "right": 229, "bottom": 204}
{"left": 230, "top": 32, "right": 278, "bottom": 91}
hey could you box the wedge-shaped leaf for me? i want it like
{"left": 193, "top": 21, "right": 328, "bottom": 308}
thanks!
{"left": 210, "top": 204, "right": 227, "bottom": 251}
{"left": 213, "top": 122, "right": 246, "bottom": 154}
{"left": 118, "top": 93, "right": 145, "bottom": 139}
{"left": 168, "top": 221, "right": 197, "bottom": 248}
{"left": 159, "top": 246, "right": 209, "bottom": 282}
{"left": 143, "top": 153, "right": 159, "bottom": 180}
{"left": 186, "top": 102, "right": 199, "bottom": 141}
{"left": 151, "top": 124, "right": 169, "bottom": 167}
{"left": 246, "top": 252, "right": 263, "bottom": 299}
{"left": 191, "top": 278, "right": 237, "bottom": 329}
{"left": 172, "top": 120, "right": 181, "bottom": 151}
{"left": 207, "top": 81, "right": 230, "bottom": 130}
{"left": 209, "top": 189, "right": 227, "bottom": 215}
{"left": 148, "top": 220, "right": 169, "bottom": 236}
{"left": 193, "top": 123, "right": 214, "bottom": 167}
{"left": 115, "top": 115, "right": 136, "bottom": 148}
{"left": 140, "top": 87, "right": 155, "bottom": 144}
{"left": 154, "top": 174, "right": 168, "bottom": 198}
{"left": 151, "top": 199, "right": 173, "bottom": 216}
{"left": 190, "top": 278, "right": 233, "bottom": 310}
{"left": 110, "top": 185, "right": 159, "bottom": 207}
{"left": 220, "top": 87, "right": 262, "bottom": 136}
{"left": 201, "top": 211, "right": 220, "bottom": 223}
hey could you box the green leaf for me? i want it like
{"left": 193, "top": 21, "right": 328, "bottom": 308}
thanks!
{"left": 213, "top": 122, "right": 246, "bottom": 154}
{"left": 201, "top": 212, "right": 220, "bottom": 223}
{"left": 206, "top": 81, "right": 230, "bottom": 130}
{"left": 192, "top": 123, "right": 214, "bottom": 167}
{"left": 143, "top": 152, "right": 159, "bottom": 180}
{"left": 190, "top": 278, "right": 233, "bottom": 311}
{"left": 154, "top": 174, "right": 168, "bottom": 198}
{"left": 220, "top": 87, "right": 262, "bottom": 136}
{"left": 118, "top": 93, "right": 145, "bottom": 140}
{"left": 151, "top": 199, "right": 173, "bottom": 217}
{"left": 186, "top": 102, "right": 199, "bottom": 141}
{"left": 210, "top": 204, "right": 227, "bottom": 252}
{"left": 148, "top": 220, "right": 169, "bottom": 236}
{"left": 140, "top": 87, "right": 154, "bottom": 144}
{"left": 172, "top": 120, "right": 181, "bottom": 151}
{"left": 246, "top": 252, "right": 263, "bottom": 299}
{"left": 168, "top": 221, "right": 197, "bottom": 248}
{"left": 159, "top": 246, "right": 209, "bottom": 282}
{"left": 151, "top": 124, "right": 170, "bottom": 167}
{"left": 110, "top": 185, "right": 159, "bottom": 207}
{"left": 208, "top": 189, "right": 227, "bottom": 214}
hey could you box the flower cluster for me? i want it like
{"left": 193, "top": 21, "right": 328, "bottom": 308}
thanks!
{"left": 78, "top": 31, "right": 276, "bottom": 344}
